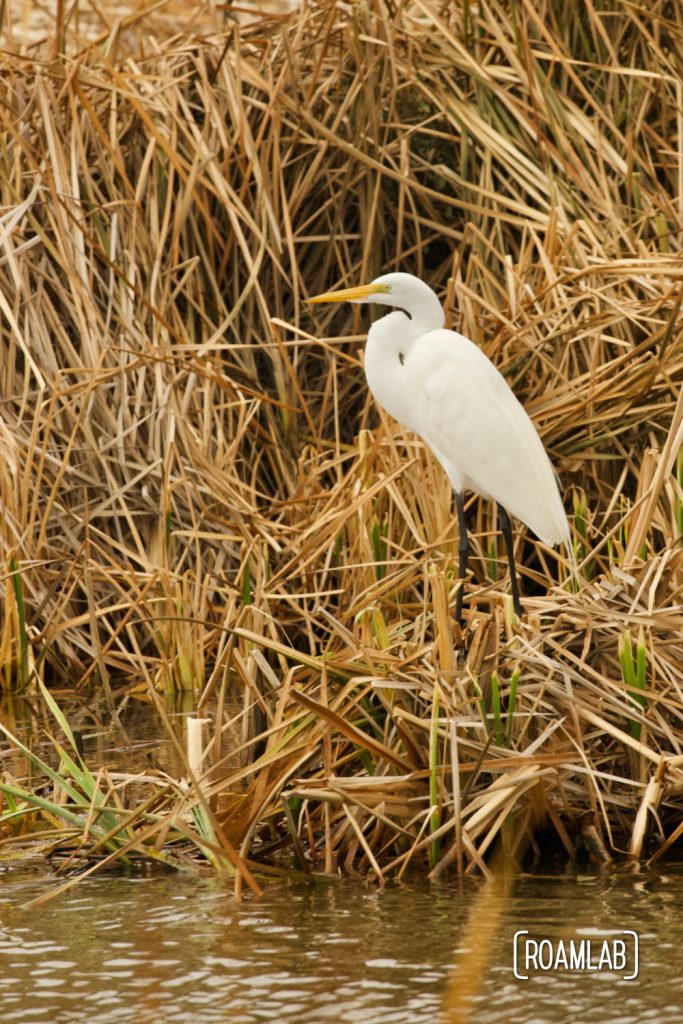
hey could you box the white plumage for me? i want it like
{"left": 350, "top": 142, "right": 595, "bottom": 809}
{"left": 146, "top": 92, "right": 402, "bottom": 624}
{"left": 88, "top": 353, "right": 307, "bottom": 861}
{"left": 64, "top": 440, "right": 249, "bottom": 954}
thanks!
{"left": 403, "top": 328, "right": 568, "bottom": 546}
{"left": 308, "top": 271, "right": 570, "bottom": 618}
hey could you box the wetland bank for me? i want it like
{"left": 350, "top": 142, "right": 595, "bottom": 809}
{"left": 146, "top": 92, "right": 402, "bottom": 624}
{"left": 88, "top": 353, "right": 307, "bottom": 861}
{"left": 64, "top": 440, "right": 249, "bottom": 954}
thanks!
{"left": 2, "top": 1, "right": 683, "bottom": 1018}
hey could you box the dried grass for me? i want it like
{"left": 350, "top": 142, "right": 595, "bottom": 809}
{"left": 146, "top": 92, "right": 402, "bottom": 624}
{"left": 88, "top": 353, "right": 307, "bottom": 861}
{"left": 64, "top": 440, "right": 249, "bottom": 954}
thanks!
{"left": 1, "top": 0, "right": 683, "bottom": 884}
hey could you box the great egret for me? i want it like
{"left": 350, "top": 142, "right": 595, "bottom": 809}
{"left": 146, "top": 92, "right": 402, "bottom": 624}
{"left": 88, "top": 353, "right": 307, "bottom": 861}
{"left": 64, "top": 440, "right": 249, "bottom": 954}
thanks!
{"left": 308, "top": 272, "right": 570, "bottom": 624}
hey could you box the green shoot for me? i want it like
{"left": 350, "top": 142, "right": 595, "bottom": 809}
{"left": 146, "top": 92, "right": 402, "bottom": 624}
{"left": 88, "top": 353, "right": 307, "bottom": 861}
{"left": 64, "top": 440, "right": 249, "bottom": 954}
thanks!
{"left": 429, "top": 687, "right": 441, "bottom": 868}
{"left": 9, "top": 557, "right": 29, "bottom": 692}
{"left": 488, "top": 539, "right": 497, "bottom": 580}
{"left": 241, "top": 560, "right": 252, "bottom": 606}
{"left": 619, "top": 628, "right": 647, "bottom": 742}
{"left": 371, "top": 518, "right": 388, "bottom": 580}
{"left": 505, "top": 669, "right": 520, "bottom": 747}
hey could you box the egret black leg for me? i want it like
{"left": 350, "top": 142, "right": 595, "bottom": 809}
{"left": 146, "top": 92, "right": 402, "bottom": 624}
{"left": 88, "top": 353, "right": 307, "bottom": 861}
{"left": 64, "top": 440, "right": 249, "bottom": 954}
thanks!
{"left": 498, "top": 503, "right": 523, "bottom": 617}
{"left": 455, "top": 491, "right": 469, "bottom": 626}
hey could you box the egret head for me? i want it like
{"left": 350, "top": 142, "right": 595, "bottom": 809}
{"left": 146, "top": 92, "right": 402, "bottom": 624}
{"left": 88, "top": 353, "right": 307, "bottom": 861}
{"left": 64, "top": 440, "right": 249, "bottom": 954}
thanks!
{"left": 307, "top": 272, "right": 445, "bottom": 327}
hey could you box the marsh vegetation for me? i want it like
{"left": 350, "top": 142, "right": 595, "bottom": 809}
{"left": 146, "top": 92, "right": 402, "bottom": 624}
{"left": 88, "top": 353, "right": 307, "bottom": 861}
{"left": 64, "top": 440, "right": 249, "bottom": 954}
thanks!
{"left": 1, "top": 0, "right": 683, "bottom": 892}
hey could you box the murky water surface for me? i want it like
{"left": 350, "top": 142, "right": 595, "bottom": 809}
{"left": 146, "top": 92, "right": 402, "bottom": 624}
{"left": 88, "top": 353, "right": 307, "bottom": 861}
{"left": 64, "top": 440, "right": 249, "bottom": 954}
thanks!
{"left": 1, "top": 863, "right": 682, "bottom": 1023}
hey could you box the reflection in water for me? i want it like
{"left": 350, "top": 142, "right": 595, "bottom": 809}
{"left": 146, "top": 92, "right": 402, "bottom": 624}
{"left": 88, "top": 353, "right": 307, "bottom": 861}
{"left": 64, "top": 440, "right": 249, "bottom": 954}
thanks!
{"left": 442, "top": 861, "right": 514, "bottom": 1024}
{"left": 0, "top": 693, "right": 244, "bottom": 784}
{"left": 1, "top": 865, "right": 682, "bottom": 1023}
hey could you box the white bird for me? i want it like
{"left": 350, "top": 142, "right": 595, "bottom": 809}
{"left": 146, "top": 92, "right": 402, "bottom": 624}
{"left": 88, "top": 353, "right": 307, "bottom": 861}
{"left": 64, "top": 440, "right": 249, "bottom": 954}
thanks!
{"left": 308, "top": 272, "right": 570, "bottom": 623}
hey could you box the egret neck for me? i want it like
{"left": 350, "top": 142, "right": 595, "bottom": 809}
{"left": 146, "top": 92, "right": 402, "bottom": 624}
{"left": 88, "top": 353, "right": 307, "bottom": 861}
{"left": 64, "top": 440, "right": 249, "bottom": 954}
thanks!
{"left": 362, "top": 278, "right": 445, "bottom": 433}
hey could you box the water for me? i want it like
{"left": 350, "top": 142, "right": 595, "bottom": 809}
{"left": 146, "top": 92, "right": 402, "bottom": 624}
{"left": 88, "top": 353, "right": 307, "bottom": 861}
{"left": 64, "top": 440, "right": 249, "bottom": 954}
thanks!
{"left": 1, "top": 864, "right": 682, "bottom": 1023}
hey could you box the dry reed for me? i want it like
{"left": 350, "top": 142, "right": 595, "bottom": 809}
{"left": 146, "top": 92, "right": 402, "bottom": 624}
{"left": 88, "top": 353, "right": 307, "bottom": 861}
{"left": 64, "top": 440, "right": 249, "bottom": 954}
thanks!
{"left": 1, "top": 0, "right": 683, "bottom": 886}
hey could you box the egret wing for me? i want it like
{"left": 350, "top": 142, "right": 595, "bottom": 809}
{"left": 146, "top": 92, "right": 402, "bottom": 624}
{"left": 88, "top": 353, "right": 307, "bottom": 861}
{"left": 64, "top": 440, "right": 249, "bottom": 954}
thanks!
{"left": 407, "top": 329, "right": 568, "bottom": 546}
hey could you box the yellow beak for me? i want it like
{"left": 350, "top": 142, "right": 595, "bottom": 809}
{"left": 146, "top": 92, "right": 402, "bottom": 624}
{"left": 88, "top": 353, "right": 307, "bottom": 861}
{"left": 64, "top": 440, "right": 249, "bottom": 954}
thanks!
{"left": 306, "top": 282, "right": 390, "bottom": 304}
